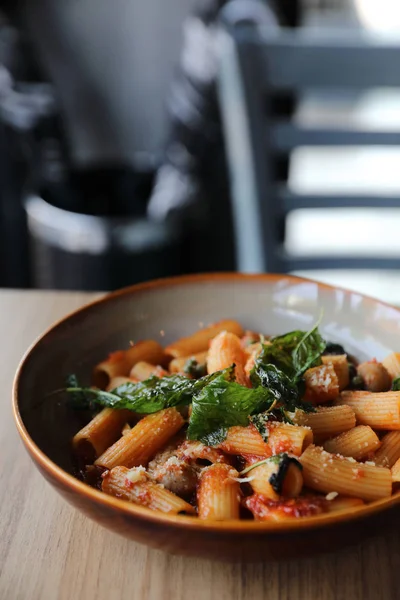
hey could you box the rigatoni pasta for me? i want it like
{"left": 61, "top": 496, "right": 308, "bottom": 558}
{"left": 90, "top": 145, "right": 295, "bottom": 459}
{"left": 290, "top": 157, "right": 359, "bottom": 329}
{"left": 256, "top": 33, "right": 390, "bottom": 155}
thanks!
{"left": 382, "top": 352, "right": 400, "bottom": 379}
{"left": 63, "top": 319, "right": 400, "bottom": 521}
{"left": 165, "top": 319, "right": 244, "bottom": 358}
{"left": 300, "top": 445, "right": 392, "bottom": 501}
{"left": 129, "top": 361, "right": 167, "bottom": 381}
{"left": 374, "top": 431, "right": 400, "bottom": 467}
{"left": 391, "top": 457, "right": 400, "bottom": 482}
{"left": 245, "top": 455, "right": 303, "bottom": 500}
{"left": 219, "top": 425, "right": 270, "bottom": 457}
{"left": 93, "top": 340, "right": 167, "bottom": 389}
{"left": 321, "top": 354, "right": 349, "bottom": 390}
{"left": 267, "top": 422, "right": 313, "bottom": 456}
{"left": 102, "top": 466, "right": 195, "bottom": 514}
{"left": 323, "top": 426, "right": 380, "bottom": 460}
{"left": 335, "top": 391, "right": 400, "bottom": 430}
{"left": 304, "top": 363, "right": 339, "bottom": 404}
{"left": 169, "top": 351, "right": 208, "bottom": 374}
{"left": 106, "top": 376, "right": 138, "bottom": 391}
{"left": 197, "top": 463, "right": 240, "bottom": 520}
{"left": 95, "top": 408, "right": 184, "bottom": 469}
{"left": 73, "top": 408, "right": 133, "bottom": 460}
{"left": 292, "top": 405, "right": 356, "bottom": 443}
{"left": 207, "top": 331, "right": 248, "bottom": 386}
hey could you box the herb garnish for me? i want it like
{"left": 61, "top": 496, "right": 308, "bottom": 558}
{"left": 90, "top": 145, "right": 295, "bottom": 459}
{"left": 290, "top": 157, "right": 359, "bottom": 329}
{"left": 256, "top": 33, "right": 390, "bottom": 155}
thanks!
{"left": 63, "top": 370, "right": 224, "bottom": 414}
{"left": 392, "top": 376, "right": 400, "bottom": 391}
{"left": 187, "top": 368, "right": 273, "bottom": 445}
{"left": 249, "top": 322, "right": 325, "bottom": 422}
{"left": 249, "top": 412, "right": 272, "bottom": 442}
{"left": 183, "top": 358, "right": 207, "bottom": 379}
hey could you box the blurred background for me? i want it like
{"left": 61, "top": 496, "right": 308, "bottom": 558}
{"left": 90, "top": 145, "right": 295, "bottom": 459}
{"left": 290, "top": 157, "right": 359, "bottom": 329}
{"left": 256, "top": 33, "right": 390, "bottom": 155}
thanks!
{"left": 2, "top": 0, "right": 400, "bottom": 302}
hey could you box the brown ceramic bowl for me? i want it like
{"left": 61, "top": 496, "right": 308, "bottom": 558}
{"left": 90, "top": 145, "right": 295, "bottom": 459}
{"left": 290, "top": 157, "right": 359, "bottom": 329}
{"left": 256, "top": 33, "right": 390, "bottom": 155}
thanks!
{"left": 13, "top": 273, "right": 400, "bottom": 561}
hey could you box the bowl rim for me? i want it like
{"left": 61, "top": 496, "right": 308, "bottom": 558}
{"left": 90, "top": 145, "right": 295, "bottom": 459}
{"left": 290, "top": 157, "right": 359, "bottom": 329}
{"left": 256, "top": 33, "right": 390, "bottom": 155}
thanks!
{"left": 12, "top": 272, "right": 400, "bottom": 534}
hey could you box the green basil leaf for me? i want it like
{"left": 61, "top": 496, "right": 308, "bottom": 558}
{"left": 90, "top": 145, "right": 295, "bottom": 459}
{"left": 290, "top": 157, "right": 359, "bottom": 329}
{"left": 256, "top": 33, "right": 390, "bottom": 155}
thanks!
{"left": 187, "top": 371, "right": 274, "bottom": 446}
{"left": 183, "top": 358, "right": 207, "bottom": 379}
{"left": 249, "top": 322, "right": 325, "bottom": 421}
{"left": 292, "top": 324, "right": 326, "bottom": 378}
{"left": 64, "top": 370, "right": 225, "bottom": 414}
{"left": 250, "top": 362, "right": 299, "bottom": 405}
{"left": 392, "top": 376, "right": 400, "bottom": 391}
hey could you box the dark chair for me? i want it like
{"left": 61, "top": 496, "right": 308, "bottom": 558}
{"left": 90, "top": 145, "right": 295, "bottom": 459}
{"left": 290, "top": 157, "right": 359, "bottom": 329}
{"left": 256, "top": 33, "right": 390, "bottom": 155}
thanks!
{"left": 217, "top": 18, "right": 400, "bottom": 272}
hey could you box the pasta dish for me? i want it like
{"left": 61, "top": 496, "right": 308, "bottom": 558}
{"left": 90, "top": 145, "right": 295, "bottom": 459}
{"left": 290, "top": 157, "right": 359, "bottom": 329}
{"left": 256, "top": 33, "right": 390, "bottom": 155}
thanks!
{"left": 61, "top": 319, "right": 400, "bottom": 521}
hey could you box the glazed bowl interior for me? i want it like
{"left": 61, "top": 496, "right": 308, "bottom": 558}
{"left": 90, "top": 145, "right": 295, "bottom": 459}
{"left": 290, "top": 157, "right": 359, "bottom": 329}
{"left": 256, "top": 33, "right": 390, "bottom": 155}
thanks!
{"left": 13, "top": 274, "right": 400, "bottom": 554}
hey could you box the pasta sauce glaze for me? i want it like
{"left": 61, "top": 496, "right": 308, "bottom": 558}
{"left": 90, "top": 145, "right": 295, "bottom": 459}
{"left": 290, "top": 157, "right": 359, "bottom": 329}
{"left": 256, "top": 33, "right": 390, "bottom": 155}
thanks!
{"left": 244, "top": 494, "right": 328, "bottom": 520}
{"left": 270, "top": 437, "right": 292, "bottom": 454}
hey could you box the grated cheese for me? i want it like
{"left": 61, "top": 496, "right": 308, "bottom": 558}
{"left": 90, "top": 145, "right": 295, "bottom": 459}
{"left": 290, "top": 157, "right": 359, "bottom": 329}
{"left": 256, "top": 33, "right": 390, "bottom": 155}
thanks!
{"left": 326, "top": 492, "right": 338, "bottom": 501}
{"left": 126, "top": 466, "right": 147, "bottom": 484}
{"left": 232, "top": 476, "right": 255, "bottom": 483}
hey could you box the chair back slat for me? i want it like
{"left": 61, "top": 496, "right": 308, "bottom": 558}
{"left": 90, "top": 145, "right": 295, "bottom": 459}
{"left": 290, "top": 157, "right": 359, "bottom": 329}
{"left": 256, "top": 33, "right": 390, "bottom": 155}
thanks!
{"left": 286, "top": 255, "right": 400, "bottom": 272}
{"left": 272, "top": 124, "right": 400, "bottom": 151}
{"left": 254, "top": 30, "right": 400, "bottom": 90}
{"left": 278, "top": 189, "right": 400, "bottom": 212}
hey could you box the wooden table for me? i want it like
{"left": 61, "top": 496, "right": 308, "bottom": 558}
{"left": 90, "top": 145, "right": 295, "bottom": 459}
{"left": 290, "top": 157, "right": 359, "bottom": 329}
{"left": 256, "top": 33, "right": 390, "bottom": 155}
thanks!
{"left": 1, "top": 289, "right": 400, "bottom": 600}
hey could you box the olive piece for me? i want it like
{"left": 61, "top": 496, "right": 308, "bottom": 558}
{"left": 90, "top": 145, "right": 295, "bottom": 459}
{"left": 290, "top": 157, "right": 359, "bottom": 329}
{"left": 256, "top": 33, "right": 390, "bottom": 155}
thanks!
{"left": 324, "top": 342, "right": 346, "bottom": 356}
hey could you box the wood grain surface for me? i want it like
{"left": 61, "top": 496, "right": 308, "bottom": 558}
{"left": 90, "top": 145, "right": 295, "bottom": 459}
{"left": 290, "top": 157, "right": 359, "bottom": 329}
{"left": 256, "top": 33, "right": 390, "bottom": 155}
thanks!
{"left": 1, "top": 289, "right": 400, "bottom": 600}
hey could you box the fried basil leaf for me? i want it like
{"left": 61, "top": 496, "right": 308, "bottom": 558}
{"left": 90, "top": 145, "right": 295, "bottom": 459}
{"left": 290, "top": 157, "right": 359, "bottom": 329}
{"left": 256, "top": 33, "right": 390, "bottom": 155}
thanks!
{"left": 291, "top": 324, "right": 326, "bottom": 378}
{"left": 392, "top": 376, "right": 400, "bottom": 391}
{"left": 250, "top": 323, "right": 325, "bottom": 419}
{"left": 64, "top": 370, "right": 224, "bottom": 414}
{"left": 183, "top": 358, "right": 207, "bottom": 379}
{"left": 187, "top": 371, "right": 274, "bottom": 446}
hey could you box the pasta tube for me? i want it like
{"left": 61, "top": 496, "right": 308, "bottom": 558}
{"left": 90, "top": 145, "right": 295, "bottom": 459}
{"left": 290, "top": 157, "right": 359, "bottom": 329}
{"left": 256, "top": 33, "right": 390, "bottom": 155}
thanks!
{"left": 246, "top": 455, "right": 303, "bottom": 500}
{"left": 374, "top": 431, "right": 400, "bottom": 467}
{"left": 292, "top": 405, "right": 356, "bottom": 444}
{"left": 321, "top": 354, "right": 349, "bottom": 390}
{"left": 304, "top": 363, "right": 339, "bottom": 404}
{"left": 300, "top": 445, "right": 392, "bottom": 501}
{"left": 268, "top": 422, "right": 313, "bottom": 456}
{"left": 165, "top": 319, "right": 244, "bottom": 358}
{"left": 169, "top": 351, "right": 208, "bottom": 374}
{"left": 102, "top": 466, "right": 195, "bottom": 514}
{"left": 207, "top": 331, "right": 248, "bottom": 386}
{"left": 95, "top": 408, "right": 184, "bottom": 469}
{"left": 391, "top": 457, "right": 400, "bottom": 482}
{"left": 382, "top": 352, "right": 400, "bottom": 379}
{"left": 197, "top": 463, "right": 240, "bottom": 520}
{"left": 73, "top": 408, "right": 132, "bottom": 460}
{"left": 323, "top": 425, "right": 380, "bottom": 460}
{"left": 93, "top": 340, "right": 167, "bottom": 388}
{"left": 129, "top": 361, "right": 167, "bottom": 381}
{"left": 219, "top": 426, "right": 271, "bottom": 457}
{"left": 335, "top": 391, "right": 400, "bottom": 429}
{"left": 106, "top": 376, "right": 138, "bottom": 391}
